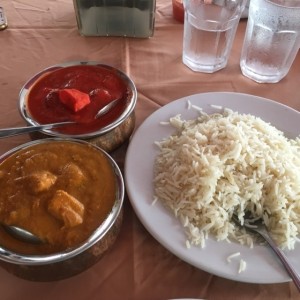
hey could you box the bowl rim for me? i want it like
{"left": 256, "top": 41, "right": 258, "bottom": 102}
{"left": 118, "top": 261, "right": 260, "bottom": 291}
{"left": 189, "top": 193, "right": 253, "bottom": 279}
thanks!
{"left": 18, "top": 61, "right": 137, "bottom": 138}
{"left": 0, "top": 138, "right": 124, "bottom": 265}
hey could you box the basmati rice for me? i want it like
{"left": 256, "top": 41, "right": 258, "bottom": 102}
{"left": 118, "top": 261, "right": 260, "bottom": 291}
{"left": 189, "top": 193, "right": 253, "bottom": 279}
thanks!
{"left": 227, "top": 252, "right": 240, "bottom": 263}
{"left": 239, "top": 259, "right": 247, "bottom": 273}
{"left": 153, "top": 108, "right": 300, "bottom": 250}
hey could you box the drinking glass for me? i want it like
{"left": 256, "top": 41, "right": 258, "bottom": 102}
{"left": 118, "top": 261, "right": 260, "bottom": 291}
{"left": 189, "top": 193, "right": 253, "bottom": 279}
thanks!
{"left": 240, "top": 0, "right": 300, "bottom": 83}
{"left": 182, "top": 0, "right": 247, "bottom": 73}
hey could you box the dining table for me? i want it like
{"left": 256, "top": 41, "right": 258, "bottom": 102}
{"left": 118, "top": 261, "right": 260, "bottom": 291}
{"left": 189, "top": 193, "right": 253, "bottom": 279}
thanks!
{"left": 1, "top": 0, "right": 300, "bottom": 299}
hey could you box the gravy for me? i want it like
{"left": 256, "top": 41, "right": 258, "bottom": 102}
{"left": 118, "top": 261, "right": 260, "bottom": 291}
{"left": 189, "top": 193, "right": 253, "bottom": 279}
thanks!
{"left": 0, "top": 141, "right": 116, "bottom": 254}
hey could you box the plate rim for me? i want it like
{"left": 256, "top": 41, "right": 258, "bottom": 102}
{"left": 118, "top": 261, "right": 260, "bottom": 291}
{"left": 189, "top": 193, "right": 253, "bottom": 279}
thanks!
{"left": 124, "top": 92, "right": 300, "bottom": 284}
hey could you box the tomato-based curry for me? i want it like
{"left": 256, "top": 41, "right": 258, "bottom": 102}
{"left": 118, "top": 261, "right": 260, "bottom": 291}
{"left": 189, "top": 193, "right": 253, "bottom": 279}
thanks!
{"left": 0, "top": 141, "right": 116, "bottom": 254}
{"left": 26, "top": 65, "right": 131, "bottom": 135}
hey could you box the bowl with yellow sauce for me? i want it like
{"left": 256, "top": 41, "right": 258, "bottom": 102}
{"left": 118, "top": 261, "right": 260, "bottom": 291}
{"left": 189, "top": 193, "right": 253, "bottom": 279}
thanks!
{"left": 19, "top": 61, "right": 137, "bottom": 152}
{"left": 0, "top": 138, "right": 124, "bottom": 281}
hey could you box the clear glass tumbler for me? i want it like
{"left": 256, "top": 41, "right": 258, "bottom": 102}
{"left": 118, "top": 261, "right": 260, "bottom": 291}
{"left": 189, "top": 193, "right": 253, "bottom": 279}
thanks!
{"left": 182, "top": 0, "right": 247, "bottom": 73}
{"left": 240, "top": 0, "right": 300, "bottom": 83}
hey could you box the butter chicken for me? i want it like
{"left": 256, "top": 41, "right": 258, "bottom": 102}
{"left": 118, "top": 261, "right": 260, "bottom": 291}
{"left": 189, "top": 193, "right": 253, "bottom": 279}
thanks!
{"left": 0, "top": 140, "right": 116, "bottom": 254}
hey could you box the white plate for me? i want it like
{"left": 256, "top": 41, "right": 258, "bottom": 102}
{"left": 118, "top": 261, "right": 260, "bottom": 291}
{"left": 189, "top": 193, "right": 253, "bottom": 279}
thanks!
{"left": 124, "top": 92, "right": 300, "bottom": 284}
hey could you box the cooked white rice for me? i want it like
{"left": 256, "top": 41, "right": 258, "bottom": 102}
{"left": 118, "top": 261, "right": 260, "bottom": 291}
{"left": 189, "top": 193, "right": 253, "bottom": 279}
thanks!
{"left": 238, "top": 259, "right": 247, "bottom": 273}
{"left": 153, "top": 108, "right": 300, "bottom": 250}
{"left": 227, "top": 252, "right": 240, "bottom": 263}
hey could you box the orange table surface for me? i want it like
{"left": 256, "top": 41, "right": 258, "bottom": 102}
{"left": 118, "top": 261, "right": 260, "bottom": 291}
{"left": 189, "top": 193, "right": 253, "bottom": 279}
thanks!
{"left": 0, "top": 0, "right": 300, "bottom": 299}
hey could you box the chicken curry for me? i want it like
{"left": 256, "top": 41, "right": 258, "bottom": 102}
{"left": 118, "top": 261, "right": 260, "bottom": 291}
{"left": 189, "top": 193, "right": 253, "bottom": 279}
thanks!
{"left": 0, "top": 140, "right": 116, "bottom": 254}
{"left": 26, "top": 65, "right": 130, "bottom": 135}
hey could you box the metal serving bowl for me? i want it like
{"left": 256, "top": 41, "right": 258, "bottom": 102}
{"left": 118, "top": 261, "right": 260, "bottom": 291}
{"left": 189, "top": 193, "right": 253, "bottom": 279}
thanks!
{"left": 19, "top": 61, "right": 137, "bottom": 152}
{"left": 0, "top": 138, "right": 124, "bottom": 281}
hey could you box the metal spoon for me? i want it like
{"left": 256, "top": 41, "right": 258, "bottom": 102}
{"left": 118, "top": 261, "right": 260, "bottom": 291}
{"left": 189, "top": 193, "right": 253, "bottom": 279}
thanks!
{"left": 94, "top": 97, "right": 120, "bottom": 119}
{"left": 0, "top": 98, "right": 120, "bottom": 139}
{"left": 0, "top": 121, "right": 76, "bottom": 139}
{"left": 232, "top": 212, "right": 300, "bottom": 292}
{"left": 2, "top": 224, "right": 42, "bottom": 244}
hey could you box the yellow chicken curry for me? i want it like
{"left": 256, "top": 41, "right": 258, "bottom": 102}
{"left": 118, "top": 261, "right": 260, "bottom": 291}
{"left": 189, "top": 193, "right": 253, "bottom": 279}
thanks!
{"left": 0, "top": 140, "right": 116, "bottom": 254}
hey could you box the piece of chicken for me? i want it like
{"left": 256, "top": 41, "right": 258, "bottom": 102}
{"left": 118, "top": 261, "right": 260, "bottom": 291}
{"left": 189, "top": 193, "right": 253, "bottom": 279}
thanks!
{"left": 48, "top": 190, "right": 84, "bottom": 228}
{"left": 26, "top": 171, "right": 57, "bottom": 194}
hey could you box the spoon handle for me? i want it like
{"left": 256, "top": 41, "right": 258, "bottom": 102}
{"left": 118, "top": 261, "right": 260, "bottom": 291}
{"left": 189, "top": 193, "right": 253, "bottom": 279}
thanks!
{"left": 0, "top": 99, "right": 119, "bottom": 139}
{"left": 0, "top": 121, "right": 74, "bottom": 139}
{"left": 258, "top": 228, "right": 300, "bottom": 292}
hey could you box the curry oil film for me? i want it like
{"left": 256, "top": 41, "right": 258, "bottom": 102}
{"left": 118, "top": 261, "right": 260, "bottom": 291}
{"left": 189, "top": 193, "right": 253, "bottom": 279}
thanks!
{"left": 0, "top": 7, "right": 7, "bottom": 30}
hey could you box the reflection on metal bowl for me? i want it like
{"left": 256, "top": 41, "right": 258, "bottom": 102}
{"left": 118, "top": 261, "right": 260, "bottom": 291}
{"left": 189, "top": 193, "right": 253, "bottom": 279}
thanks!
{"left": 29, "top": 112, "right": 136, "bottom": 153}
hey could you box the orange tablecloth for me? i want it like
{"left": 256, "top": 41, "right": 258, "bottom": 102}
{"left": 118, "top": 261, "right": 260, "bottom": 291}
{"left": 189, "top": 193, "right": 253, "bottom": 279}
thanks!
{"left": 1, "top": 0, "right": 300, "bottom": 299}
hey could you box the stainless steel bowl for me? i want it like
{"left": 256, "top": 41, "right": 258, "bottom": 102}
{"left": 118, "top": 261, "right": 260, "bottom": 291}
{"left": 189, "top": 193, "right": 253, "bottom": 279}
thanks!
{"left": 0, "top": 138, "right": 124, "bottom": 281}
{"left": 19, "top": 61, "right": 137, "bottom": 152}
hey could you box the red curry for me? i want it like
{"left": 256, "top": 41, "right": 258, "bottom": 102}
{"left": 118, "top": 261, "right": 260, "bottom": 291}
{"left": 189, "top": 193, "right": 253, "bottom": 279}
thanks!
{"left": 26, "top": 65, "right": 131, "bottom": 135}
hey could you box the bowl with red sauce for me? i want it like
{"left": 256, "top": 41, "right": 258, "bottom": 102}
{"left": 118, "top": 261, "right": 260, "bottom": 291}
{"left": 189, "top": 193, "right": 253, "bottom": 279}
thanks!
{"left": 19, "top": 61, "right": 137, "bottom": 152}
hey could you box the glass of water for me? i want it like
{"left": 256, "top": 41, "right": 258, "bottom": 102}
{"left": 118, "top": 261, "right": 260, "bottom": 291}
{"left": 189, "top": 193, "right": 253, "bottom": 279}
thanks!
{"left": 240, "top": 0, "right": 300, "bottom": 83}
{"left": 182, "top": 0, "right": 247, "bottom": 73}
